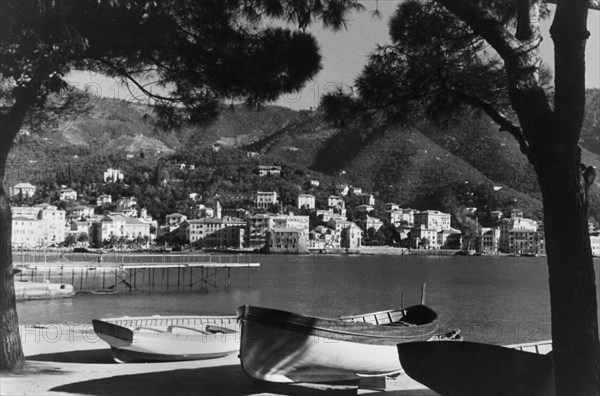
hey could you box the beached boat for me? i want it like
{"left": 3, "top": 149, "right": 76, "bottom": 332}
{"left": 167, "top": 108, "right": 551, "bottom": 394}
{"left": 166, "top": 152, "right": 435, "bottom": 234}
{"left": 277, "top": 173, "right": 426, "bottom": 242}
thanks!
{"left": 15, "top": 280, "right": 75, "bottom": 300}
{"left": 397, "top": 339, "right": 554, "bottom": 396}
{"left": 237, "top": 304, "right": 440, "bottom": 383}
{"left": 92, "top": 315, "right": 239, "bottom": 363}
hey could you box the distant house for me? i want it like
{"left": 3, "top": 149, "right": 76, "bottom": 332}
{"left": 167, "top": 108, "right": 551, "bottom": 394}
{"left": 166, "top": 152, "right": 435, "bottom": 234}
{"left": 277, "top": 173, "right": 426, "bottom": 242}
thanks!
{"left": 357, "top": 193, "right": 375, "bottom": 206}
{"left": 310, "top": 180, "right": 320, "bottom": 187}
{"left": 166, "top": 213, "right": 188, "bottom": 227}
{"left": 10, "top": 182, "right": 36, "bottom": 198}
{"left": 297, "top": 194, "right": 316, "bottom": 210}
{"left": 190, "top": 204, "right": 214, "bottom": 219}
{"left": 386, "top": 208, "right": 416, "bottom": 227}
{"left": 336, "top": 184, "right": 349, "bottom": 196}
{"left": 364, "top": 216, "right": 384, "bottom": 232}
{"left": 96, "top": 194, "right": 112, "bottom": 206}
{"left": 327, "top": 219, "right": 363, "bottom": 249}
{"left": 480, "top": 227, "right": 501, "bottom": 254}
{"left": 410, "top": 225, "right": 438, "bottom": 249}
{"left": 255, "top": 191, "right": 278, "bottom": 209}
{"left": 103, "top": 168, "right": 124, "bottom": 182}
{"left": 490, "top": 210, "right": 503, "bottom": 220}
{"left": 117, "top": 196, "right": 137, "bottom": 209}
{"left": 258, "top": 165, "right": 282, "bottom": 177}
{"left": 328, "top": 195, "right": 345, "bottom": 210}
{"left": 59, "top": 188, "right": 77, "bottom": 201}
{"left": 72, "top": 205, "right": 95, "bottom": 218}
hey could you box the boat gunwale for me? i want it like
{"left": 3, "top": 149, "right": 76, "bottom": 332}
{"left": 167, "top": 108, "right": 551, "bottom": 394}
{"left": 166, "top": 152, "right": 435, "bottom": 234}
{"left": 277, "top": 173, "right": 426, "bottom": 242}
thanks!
{"left": 238, "top": 304, "right": 439, "bottom": 344}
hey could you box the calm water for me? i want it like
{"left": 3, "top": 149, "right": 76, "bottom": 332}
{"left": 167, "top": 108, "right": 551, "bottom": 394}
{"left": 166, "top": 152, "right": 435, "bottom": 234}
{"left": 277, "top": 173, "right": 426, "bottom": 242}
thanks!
{"left": 16, "top": 255, "right": 600, "bottom": 345}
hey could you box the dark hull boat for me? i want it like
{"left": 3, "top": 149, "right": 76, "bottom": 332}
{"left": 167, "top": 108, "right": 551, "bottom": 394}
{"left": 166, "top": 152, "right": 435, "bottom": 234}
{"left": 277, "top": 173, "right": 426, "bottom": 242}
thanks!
{"left": 237, "top": 304, "right": 440, "bottom": 383}
{"left": 397, "top": 339, "right": 554, "bottom": 396}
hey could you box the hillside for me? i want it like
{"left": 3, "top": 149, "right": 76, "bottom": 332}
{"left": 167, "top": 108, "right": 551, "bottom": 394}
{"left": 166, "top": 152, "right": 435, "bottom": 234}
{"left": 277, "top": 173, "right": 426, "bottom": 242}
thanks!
{"left": 5, "top": 89, "right": 600, "bottom": 223}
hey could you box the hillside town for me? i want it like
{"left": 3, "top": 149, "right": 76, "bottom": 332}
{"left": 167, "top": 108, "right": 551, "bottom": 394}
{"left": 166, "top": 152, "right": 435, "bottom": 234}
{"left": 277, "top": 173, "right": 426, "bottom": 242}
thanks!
{"left": 9, "top": 166, "right": 600, "bottom": 258}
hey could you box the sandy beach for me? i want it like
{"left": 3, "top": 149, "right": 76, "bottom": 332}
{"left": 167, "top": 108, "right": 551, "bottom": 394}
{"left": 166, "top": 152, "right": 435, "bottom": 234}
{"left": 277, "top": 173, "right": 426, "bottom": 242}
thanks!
{"left": 1, "top": 323, "right": 438, "bottom": 396}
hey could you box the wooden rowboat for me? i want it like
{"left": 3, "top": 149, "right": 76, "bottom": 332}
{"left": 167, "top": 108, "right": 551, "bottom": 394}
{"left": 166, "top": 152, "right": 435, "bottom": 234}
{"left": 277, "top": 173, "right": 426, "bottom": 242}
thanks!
{"left": 92, "top": 315, "right": 239, "bottom": 363}
{"left": 237, "top": 304, "right": 440, "bottom": 383}
{"left": 397, "top": 339, "right": 554, "bottom": 396}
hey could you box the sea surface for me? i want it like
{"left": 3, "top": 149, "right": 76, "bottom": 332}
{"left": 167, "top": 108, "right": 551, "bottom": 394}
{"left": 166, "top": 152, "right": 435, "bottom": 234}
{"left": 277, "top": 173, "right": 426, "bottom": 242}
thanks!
{"left": 16, "top": 254, "right": 600, "bottom": 346}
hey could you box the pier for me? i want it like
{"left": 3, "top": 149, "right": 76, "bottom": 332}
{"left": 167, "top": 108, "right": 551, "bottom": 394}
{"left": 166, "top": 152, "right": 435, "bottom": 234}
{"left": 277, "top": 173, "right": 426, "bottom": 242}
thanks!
{"left": 12, "top": 253, "right": 260, "bottom": 293}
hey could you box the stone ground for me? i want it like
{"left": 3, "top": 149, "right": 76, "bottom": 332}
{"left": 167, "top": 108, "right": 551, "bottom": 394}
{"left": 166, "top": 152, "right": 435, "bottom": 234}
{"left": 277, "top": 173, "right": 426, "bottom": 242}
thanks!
{"left": 0, "top": 324, "right": 439, "bottom": 396}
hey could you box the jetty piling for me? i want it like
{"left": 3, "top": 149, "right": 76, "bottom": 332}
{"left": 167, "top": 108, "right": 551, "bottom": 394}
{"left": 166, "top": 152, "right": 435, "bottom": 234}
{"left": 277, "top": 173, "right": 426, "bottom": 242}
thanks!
{"left": 13, "top": 254, "right": 259, "bottom": 293}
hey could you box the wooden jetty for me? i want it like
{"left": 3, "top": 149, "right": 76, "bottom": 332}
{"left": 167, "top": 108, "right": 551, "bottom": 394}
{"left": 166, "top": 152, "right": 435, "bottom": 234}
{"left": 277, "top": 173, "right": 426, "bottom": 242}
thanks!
{"left": 12, "top": 253, "right": 259, "bottom": 293}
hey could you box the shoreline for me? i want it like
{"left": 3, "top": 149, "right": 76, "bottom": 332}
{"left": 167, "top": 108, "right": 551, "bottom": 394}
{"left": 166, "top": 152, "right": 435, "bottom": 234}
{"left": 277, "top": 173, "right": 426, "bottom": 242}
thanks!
{"left": 1, "top": 323, "right": 438, "bottom": 396}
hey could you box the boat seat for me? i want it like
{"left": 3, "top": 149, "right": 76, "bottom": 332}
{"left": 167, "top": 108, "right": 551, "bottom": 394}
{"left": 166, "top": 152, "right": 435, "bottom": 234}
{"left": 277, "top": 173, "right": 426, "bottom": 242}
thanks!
{"left": 167, "top": 325, "right": 211, "bottom": 335}
{"left": 386, "top": 321, "right": 414, "bottom": 327}
{"left": 206, "top": 325, "right": 237, "bottom": 334}
{"left": 135, "top": 327, "right": 168, "bottom": 333}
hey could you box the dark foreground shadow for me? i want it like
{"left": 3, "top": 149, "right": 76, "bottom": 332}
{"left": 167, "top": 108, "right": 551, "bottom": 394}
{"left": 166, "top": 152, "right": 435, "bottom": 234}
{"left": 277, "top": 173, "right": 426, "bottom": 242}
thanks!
{"left": 51, "top": 364, "right": 361, "bottom": 396}
{"left": 28, "top": 348, "right": 114, "bottom": 364}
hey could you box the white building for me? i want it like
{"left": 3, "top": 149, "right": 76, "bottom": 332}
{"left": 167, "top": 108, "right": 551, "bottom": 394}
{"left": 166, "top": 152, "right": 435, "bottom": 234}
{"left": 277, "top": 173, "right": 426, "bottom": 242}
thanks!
{"left": 414, "top": 210, "right": 451, "bottom": 232}
{"left": 297, "top": 194, "right": 316, "bottom": 210}
{"left": 11, "top": 216, "right": 41, "bottom": 248}
{"left": 387, "top": 208, "right": 416, "bottom": 227}
{"left": 258, "top": 165, "right": 282, "bottom": 177}
{"left": 103, "top": 168, "right": 124, "bottom": 182}
{"left": 72, "top": 205, "right": 95, "bottom": 218}
{"left": 327, "top": 219, "right": 363, "bottom": 249}
{"left": 499, "top": 210, "right": 538, "bottom": 253}
{"left": 59, "top": 188, "right": 77, "bottom": 201}
{"left": 96, "top": 194, "right": 112, "bottom": 206}
{"left": 328, "top": 195, "right": 345, "bottom": 210}
{"left": 591, "top": 232, "right": 600, "bottom": 257}
{"left": 480, "top": 227, "right": 501, "bottom": 253}
{"left": 10, "top": 183, "right": 36, "bottom": 198}
{"left": 12, "top": 204, "right": 66, "bottom": 247}
{"left": 90, "top": 215, "right": 151, "bottom": 247}
{"left": 411, "top": 225, "right": 439, "bottom": 249}
{"left": 255, "top": 191, "right": 278, "bottom": 209}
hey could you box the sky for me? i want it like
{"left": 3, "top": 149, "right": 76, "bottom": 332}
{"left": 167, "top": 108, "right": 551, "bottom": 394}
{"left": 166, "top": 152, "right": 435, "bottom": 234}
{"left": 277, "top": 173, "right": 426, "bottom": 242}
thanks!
{"left": 69, "top": 2, "right": 600, "bottom": 111}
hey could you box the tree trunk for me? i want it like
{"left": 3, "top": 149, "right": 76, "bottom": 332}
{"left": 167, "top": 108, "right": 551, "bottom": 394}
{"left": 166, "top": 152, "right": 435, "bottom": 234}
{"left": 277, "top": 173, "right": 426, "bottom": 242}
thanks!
{"left": 0, "top": 143, "right": 24, "bottom": 371}
{"left": 0, "top": 95, "right": 33, "bottom": 371}
{"left": 542, "top": 2, "right": 600, "bottom": 394}
{"left": 536, "top": 146, "right": 600, "bottom": 395}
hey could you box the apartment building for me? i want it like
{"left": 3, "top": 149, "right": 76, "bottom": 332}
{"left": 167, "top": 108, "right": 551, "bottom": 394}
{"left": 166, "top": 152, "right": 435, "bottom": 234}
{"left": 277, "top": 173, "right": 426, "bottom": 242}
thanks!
{"left": 255, "top": 191, "right": 278, "bottom": 209}
{"left": 414, "top": 210, "right": 451, "bottom": 232}
{"left": 265, "top": 228, "right": 308, "bottom": 253}
{"left": 90, "top": 215, "right": 151, "bottom": 247}
{"left": 182, "top": 217, "right": 245, "bottom": 248}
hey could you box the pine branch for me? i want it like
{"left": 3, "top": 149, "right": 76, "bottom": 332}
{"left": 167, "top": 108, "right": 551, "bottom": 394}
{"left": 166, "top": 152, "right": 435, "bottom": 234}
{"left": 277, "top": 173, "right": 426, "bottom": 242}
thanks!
{"left": 445, "top": 88, "right": 535, "bottom": 162}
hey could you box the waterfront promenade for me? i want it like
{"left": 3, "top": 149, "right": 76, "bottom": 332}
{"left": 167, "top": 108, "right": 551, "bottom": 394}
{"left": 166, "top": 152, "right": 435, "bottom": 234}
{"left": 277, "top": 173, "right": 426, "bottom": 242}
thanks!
{"left": 0, "top": 324, "right": 437, "bottom": 396}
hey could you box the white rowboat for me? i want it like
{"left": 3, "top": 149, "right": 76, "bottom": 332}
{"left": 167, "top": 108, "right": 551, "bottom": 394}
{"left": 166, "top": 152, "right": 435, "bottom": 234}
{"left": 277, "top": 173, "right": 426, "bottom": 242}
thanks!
{"left": 92, "top": 315, "right": 239, "bottom": 363}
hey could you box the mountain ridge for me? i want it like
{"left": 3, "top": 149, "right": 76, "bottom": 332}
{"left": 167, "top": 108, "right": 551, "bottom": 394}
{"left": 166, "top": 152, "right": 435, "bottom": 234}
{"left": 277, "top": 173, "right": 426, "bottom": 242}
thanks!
{"left": 5, "top": 89, "right": 599, "bottom": 222}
